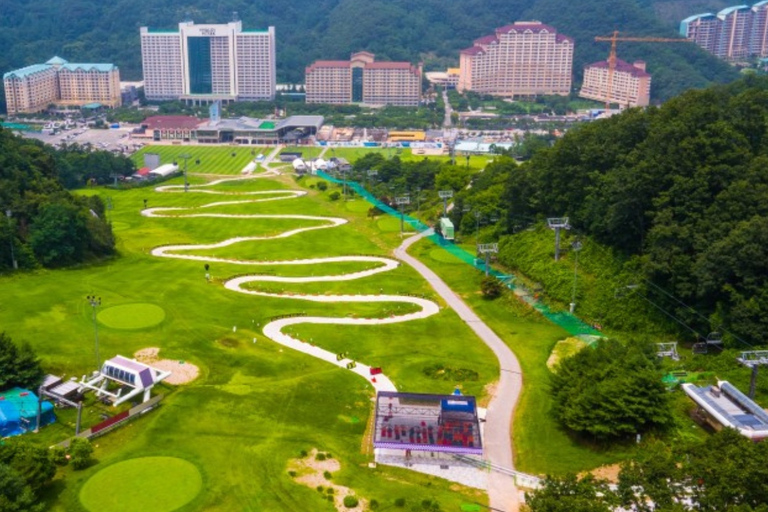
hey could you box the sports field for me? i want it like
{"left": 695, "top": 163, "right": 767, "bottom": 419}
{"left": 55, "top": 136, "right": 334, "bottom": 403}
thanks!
{"left": 131, "top": 146, "right": 271, "bottom": 175}
{"left": 5, "top": 154, "right": 494, "bottom": 509}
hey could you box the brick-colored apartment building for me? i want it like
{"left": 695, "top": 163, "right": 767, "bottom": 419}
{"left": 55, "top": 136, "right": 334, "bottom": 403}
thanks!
{"left": 580, "top": 59, "right": 651, "bottom": 107}
{"left": 305, "top": 51, "right": 421, "bottom": 106}
{"left": 458, "top": 21, "right": 574, "bottom": 97}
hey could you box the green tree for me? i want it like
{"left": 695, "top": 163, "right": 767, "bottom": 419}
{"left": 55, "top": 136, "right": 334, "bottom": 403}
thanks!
{"left": 0, "top": 464, "right": 43, "bottom": 512}
{"left": 0, "top": 440, "right": 56, "bottom": 494}
{"left": 525, "top": 474, "right": 613, "bottom": 512}
{"left": 68, "top": 438, "right": 95, "bottom": 470}
{"left": 551, "top": 339, "right": 671, "bottom": 440}
{"left": 0, "top": 333, "right": 44, "bottom": 390}
{"left": 29, "top": 201, "right": 89, "bottom": 267}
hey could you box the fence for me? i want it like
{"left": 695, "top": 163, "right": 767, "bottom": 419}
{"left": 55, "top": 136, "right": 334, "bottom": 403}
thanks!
{"left": 316, "top": 171, "right": 601, "bottom": 337}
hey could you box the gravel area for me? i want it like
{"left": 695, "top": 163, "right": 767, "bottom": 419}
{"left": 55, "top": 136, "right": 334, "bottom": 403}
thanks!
{"left": 135, "top": 347, "right": 200, "bottom": 385}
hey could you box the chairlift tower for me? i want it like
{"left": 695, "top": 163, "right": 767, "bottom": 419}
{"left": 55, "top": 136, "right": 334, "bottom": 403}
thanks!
{"left": 395, "top": 196, "right": 410, "bottom": 235}
{"left": 736, "top": 351, "right": 768, "bottom": 398}
{"left": 547, "top": 217, "right": 570, "bottom": 261}
{"left": 438, "top": 190, "right": 453, "bottom": 217}
{"left": 656, "top": 342, "right": 680, "bottom": 361}
{"left": 477, "top": 243, "right": 498, "bottom": 276}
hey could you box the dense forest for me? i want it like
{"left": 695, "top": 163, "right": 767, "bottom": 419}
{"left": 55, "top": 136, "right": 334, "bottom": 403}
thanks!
{"left": 0, "top": 0, "right": 739, "bottom": 113}
{"left": 454, "top": 75, "right": 768, "bottom": 345}
{"left": 0, "top": 128, "right": 132, "bottom": 271}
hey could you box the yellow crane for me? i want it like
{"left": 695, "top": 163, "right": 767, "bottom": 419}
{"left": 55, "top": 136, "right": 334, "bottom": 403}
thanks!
{"left": 594, "top": 31, "right": 690, "bottom": 109}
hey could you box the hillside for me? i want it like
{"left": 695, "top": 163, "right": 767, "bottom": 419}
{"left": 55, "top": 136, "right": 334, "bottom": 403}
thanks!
{"left": 0, "top": 0, "right": 738, "bottom": 110}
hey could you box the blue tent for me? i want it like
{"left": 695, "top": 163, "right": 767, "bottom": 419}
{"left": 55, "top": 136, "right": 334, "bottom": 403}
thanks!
{"left": 0, "top": 388, "right": 55, "bottom": 437}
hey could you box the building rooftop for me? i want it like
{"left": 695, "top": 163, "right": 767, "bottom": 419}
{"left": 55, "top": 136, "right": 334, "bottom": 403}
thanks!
{"left": 586, "top": 58, "right": 651, "bottom": 78}
{"left": 460, "top": 46, "right": 485, "bottom": 56}
{"left": 718, "top": 5, "right": 750, "bottom": 19}
{"left": 3, "top": 64, "right": 53, "bottom": 80}
{"left": 683, "top": 381, "right": 768, "bottom": 439}
{"left": 46, "top": 56, "right": 68, "bottom": 65}
{"left": 497, "top": 22, "right": 558, "bottom": 34}
{"left": 60, "top": 63, "right": 117, "bottom": 73}
{"left": 142, "top": 115, "right": 204, "bottom": 130}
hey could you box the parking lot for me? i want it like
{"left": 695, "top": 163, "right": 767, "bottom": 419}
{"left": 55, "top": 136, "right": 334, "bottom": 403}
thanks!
{"left": 21, "top": 124, "right": 145, "bottom": 155}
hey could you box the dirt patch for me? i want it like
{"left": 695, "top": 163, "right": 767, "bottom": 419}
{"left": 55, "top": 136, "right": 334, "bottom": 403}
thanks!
{"left": 546, "top": 337, "right": 588, "bottom": 372}
{"left": 287, "top": 449, "right": 366, "bottom": 512}
{"left": 134, "top": 347, "right": 200, "bottom": 385}
{"left": 217, "top": 337, "right": 240, "bottom": 348}
{"left": 582, "top": 463, "right": 621, "bottom": 483}
{"left": 479, "top": 380, "right": 499, "bottom": 408}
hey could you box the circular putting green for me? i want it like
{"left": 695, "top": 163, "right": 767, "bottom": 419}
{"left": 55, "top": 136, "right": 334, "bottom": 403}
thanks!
{"left": 80, "top": 456, "right": 202, "bottom": 512}
{"left": 97, "top": 303, "right": 166, "bottom": 330}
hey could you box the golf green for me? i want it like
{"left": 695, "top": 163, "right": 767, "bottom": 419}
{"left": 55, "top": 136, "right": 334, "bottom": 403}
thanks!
{"left": 97, "top": 303, "right": 166, "bottom": 329}
{"left": 79, "top": 456, "right": 202, "bottom": 512}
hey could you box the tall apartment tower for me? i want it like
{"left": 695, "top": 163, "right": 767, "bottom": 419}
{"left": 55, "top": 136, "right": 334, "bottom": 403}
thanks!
{"left": 681, "top": 2, "right": 768, "bottom": 59}
{"left": 580, "top": 59, "right": 651, "bottom": 107}
{"left": 458, "top": 21, "right": 574, "bottom": 97}
{"left": 3, "top": 56, "right": 120, "bottom": 116}
{"left": 305, "top": 52, "right": 421, "bottom": 106}
{"left": 140, "top": 20, "right": 275, "bottom": 103}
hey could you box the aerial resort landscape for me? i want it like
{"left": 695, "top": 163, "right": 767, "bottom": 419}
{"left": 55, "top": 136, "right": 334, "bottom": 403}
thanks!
{"left": 4, "top": 2, "right": 768, "bottom": 511}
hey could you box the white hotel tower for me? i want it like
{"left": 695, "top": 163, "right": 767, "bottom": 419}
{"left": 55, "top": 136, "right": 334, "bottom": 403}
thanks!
{"left": 140, "top": 20, "right": 275, "bottom": 103}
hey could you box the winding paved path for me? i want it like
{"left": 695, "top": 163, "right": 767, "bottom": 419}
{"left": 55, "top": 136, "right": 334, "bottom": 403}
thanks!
{"left": 146, "top": 172, "right": 522, "bottom": 509}
{"left": 395, "top": 230, "right": 522, "bottom": 512}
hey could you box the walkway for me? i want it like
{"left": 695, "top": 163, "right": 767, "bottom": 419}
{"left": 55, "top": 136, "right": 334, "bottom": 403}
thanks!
{"left": 395, "top": 229, "right": 522, "bottom": 512}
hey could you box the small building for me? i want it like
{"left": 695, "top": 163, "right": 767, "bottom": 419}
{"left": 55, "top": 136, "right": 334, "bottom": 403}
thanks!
{"left": 138, "top": 115, "right": 204, "bottom": 141}
{"left": 0, "top": 388, "right": 55, "bottom": 437}
{"left": 195, "top": 115, "right": 323, "bottom": 144}
{"left": 292, "top": 158, "right": 307, "bottom": 173}
{"left": 79, "top": 355, "right": 171, "bottom": 407}
{"left": 425, "top": 68, "right": 460, "bottom": 89}
{"left": 683, "top": 380, "right": 768, "bottom": 440}
{"left": 148, "top": 163, "right": 179, "bottom": 178}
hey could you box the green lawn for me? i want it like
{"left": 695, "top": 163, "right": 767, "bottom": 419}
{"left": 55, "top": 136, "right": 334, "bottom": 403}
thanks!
{"left": 132, "top": 146, "right": 269, "bottom": 175}
{"left": 408, "top": 240, "right": 638, "bottom": 475}
{"left": 4, "top": 166, "right": 491, "bottom": 510}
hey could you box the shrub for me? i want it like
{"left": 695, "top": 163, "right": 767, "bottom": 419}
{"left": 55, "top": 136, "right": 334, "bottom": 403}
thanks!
{"left": 325, "top": 453, "right": 332, "bottom": 459}
{"left": 317, "top": 181, "right": 328, "bottom": 191}
{"left": 300, "top": 449, "right": 308, "bottom": 457}
{"left": 370, "top": 499, "right": 379, "bottom": 509}
{"left": 326, "top": 487, "right": 335, "bottom": 494}
{"left": 329, "top": 191, "right": 341, "bottom": 201}
{"left": 288, "top": 470, "right": 296, "bottom": 477}
{"left": 68, "top": 438, "right": 94, "bottom": 470}
{"left": 343, "top": 495, "right": 359, "bottom": 508}
{"left": 49, "top": 446, "right": 69, "bottom": 466}
{"left": 317, "top": 486, "right": 324, "bottom": 492}
{"left": 316, "top": 452, "right": 326, "bottom": 461}
{"left": 480, "top": 275, "right": 503, "bottom": 299}
{"left": 323, "top": 470, "right": 332, "bottom": 480}
{"left": 395, "top": 497, "right": 406, "bottom": 507}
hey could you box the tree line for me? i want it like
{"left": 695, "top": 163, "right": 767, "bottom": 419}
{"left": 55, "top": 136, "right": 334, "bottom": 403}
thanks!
{"left": 0, "top": 128, "right": 128, "bottom": 271}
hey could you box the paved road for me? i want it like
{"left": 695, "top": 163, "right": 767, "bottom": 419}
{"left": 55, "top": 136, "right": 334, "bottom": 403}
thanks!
{"left": 443, "top": 89, "right": 453, "bottom": 129}
{"left": 395, "top": 230, "right": 523, "bottom": 512}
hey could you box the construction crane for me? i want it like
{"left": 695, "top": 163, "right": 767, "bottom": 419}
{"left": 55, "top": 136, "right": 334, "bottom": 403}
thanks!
{"left": 594, "top": 31, "right": 690, "bottom": 110}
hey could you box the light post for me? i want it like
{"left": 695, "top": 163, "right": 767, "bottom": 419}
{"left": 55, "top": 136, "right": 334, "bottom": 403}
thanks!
{"left": 5, "top": 210, "right": 17, "bottom": 270}
{"left": 395, "top": 196, "right": 410, "bottom": 236}
{"left": 177, "top": 153, "right": 193, "bottom": 192}
{"left": 570, "top": 240, "right": 583, "bottom": 313}
{"left": 86, "top": 295, "right": 101, "bottom": 370}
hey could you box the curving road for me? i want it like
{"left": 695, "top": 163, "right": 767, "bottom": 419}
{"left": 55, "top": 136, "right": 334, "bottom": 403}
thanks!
{"left": 146, "top": 172, "right": 521, "bottom": 510}
{"left": 395, "top": 230, "right": 522, "bottom": 512}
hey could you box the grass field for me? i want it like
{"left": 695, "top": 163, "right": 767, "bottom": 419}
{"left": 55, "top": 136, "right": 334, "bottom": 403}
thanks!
{"left": 79, "top": 457, "right": 202, "bottom": 512}
{"left": 131, "top": 146, "right": 270, "bottom": 175}
{"left": 3, "top": 162, "right": 492, "bottom": 510}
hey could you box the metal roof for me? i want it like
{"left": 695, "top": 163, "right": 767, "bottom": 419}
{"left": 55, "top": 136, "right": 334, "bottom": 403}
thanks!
{"left": 3, "top": 64, "right": 53, "bottom": 80}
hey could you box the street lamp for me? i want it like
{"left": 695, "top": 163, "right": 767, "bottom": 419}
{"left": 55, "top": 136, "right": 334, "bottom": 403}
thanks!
{"left": 86, "top": 295, "right": 102, "bottom": 370}
{"left": 5, "top": 210, "right": 17, "bottom": 270}
{"left": 570, "top": 240, "right": 583, "bottom": 313}
{"left": 177, "top": 153, "right": 193, "bottom": 192}
{"left": 438, "top": 190, "right": 453, "bottom": 217}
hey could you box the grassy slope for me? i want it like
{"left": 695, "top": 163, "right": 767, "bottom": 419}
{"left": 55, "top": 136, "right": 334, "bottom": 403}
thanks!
{"left": 3, "top": 166, "right": 491, "bottom": 510}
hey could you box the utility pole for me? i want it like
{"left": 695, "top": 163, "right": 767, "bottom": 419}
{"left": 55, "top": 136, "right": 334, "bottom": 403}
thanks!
{"left": 477, "top": 243, "right": 499, "bottom": 276}
{"left": 395, "top": 196, "right": 410, "bottom": 236}
{"left": 736, "top": 351, "right": 768, "bottom": 398}
{"left": 86, "top": 295, "right": 102, "bottom": 371}
{"left": 570, "top": 240, "right": 583, "bottom": 313}
{"left": 5, "top": 210, "right": 17, "bottom": 270}
{"left": 438, "top": 190, "right": 453, "bottom": 217}
{"left": 547, "top": 217, "right": 570, "bottom": 261}
{"left": 178, "top": 153, "right": 192, "bottom": 192}
{"left": 474, "top": 210, "right": 482, "bottom": 241}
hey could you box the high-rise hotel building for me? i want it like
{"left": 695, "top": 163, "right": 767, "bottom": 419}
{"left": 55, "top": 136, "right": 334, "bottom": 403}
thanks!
{"left": 458, "top": 21, "right": 574, "bottom": 97}
{"left": 140, "top": 20, "right": 276, "bottom": 103}
{"left": 305, "top": 51, "right": 422, "bottom": 106}
{"left": 3, "top": 56, "right": 120, "bottom": 115}
{"left": 681, "top": 2, "right": 768, "bottom": 60}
